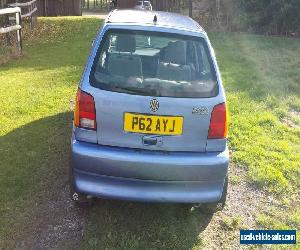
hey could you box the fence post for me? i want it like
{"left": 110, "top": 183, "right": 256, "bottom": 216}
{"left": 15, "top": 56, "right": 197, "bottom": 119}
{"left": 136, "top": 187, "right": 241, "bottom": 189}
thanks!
{"left": 15, "top": 9, "right": 22, "bottom": 53}
{"left": 29, "top": 2, "right": 33, "bottom": 29}
{"left": 0, "top": 7, "right": 22, "bottom": 55}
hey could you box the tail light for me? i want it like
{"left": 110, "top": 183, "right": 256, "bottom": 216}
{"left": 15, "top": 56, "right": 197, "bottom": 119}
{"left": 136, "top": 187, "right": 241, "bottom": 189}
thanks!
{"left": 208, "top": 103, "right": 228, "bottom": 139}
{"left": 74, "top": 89, "right": 97, "bottom": 130}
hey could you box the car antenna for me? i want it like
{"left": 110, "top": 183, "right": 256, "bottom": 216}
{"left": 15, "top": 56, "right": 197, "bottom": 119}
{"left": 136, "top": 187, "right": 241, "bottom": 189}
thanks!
{"left": 153, "top": 15, "right": 158, "bottom": 24}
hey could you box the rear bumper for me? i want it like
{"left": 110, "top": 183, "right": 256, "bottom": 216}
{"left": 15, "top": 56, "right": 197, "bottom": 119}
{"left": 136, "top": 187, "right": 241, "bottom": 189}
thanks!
{"left": 74, "top": 169, "right": 226, "bottom": 203}
{"left": 71, "top": 139, "right": 229, "bottom": 203}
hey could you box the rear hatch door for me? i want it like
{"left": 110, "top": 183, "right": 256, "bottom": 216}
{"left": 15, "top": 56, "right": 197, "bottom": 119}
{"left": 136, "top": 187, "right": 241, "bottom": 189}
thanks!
{"left": 93, "top": 90, "right": 215, "bottom": 152}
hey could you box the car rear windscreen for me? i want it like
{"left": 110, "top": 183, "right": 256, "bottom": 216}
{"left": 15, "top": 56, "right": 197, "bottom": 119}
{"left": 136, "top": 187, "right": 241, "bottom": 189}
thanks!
{"left": 90, "top": 29, "right": 218, "bottom": 98}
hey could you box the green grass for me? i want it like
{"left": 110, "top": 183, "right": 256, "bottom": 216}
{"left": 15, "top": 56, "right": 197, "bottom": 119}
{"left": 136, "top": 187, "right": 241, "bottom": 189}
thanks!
{"left": 0, "top": 17, "right": 103, "bottom": 246}
{"left": 210, "top": 33, "right": 300, "bottom": 195}
{"left": 82, "top": 201, "right": 207, "bottom": 249}
{"left": 0, "top": 17, "right": 299, "bottom": 248}
{"left": 210, "top": 32, "right": 300, "bottom": 236}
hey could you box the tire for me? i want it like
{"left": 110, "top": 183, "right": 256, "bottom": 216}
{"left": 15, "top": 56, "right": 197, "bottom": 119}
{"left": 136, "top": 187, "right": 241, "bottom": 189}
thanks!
{"left": 69, "top": 165, "right": 93, "bottom": 206}
{"left": 219, "top": 176, "right": 228, "bottom": 208}
{"left": 70, "top": 181, "right": 93, "bottom": 206}
{"left": 199, "top": 176, "right": 228, "bottom": 214}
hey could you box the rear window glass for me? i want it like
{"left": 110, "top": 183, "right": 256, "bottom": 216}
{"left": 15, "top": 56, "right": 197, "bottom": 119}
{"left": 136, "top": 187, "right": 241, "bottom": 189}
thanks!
{"left": 90, "top": 29, "right": 218, "bottom": 98}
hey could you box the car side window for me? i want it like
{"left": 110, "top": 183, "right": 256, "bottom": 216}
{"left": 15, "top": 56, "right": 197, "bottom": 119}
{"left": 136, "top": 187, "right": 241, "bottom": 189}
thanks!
{"left": 199, "top": 43, "right": 211, "bottom": 73}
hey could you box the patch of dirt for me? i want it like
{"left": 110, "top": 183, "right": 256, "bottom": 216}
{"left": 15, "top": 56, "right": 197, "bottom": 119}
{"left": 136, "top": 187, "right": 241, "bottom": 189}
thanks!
{"left": 82, "top": 11, "right": 108, "bottom": 19}
{"left": 282, "top": 109, "right": 300, "bottom": 128}
{"left": 199, "top": 164, "right": 279, "bottom": 249}
{"left": 9, "top": 162, "right": 281, "bottom": 249}
{"left": 13, "top": 178, "right": 89, "bottom": 249}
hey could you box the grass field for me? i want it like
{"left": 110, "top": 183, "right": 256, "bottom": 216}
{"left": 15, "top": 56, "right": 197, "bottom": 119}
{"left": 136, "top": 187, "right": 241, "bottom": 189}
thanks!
{"left": 0, "top": 17, "right": 103, "bottom": 246}
{"left": 0, "top": 17, "right": 299, "bottom": 248}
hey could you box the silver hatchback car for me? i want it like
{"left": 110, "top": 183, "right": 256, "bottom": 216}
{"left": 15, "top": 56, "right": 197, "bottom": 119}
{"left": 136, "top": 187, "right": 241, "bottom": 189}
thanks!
{"left": 134, "top": 1, "right": 153, "bottom": 11}
{"left": 70, "top": 10, "right": 229, "bottom": 208}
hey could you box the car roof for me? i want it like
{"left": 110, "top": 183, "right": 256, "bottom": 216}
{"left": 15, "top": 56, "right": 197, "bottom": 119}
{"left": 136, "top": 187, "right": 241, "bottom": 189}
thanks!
{"left": 106, "top": 9, "right": 204, "bottom": 33}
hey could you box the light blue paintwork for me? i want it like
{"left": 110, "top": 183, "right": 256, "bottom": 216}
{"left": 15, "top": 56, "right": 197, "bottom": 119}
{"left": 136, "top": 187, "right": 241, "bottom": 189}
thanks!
{"left": 71, "top": 10, "right": 229, "bottom": 203}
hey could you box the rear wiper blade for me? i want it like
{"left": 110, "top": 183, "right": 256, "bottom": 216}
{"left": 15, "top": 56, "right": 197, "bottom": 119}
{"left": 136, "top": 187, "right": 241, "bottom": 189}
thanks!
{"left": 112, "top": 86, "right": 157, "bottom": 96}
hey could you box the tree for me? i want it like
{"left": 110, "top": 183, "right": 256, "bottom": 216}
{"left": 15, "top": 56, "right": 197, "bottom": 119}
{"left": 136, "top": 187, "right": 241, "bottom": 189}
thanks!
{"left": 189, "top": 0, "right": 192, "bottom": 17}
{"left": 0, "top": 0, "right": 7, "bottom": 8}
{"left": 233, "top": 0, "right": 300, "bottom": 35}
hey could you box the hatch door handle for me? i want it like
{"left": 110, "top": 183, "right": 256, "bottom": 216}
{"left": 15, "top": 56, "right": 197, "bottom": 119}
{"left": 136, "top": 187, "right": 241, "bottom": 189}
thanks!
{"left": 143, "top": 136, "right": 163, "bottom": 146}
{"left": 143, "top": 136, "right": 157, "bottom": 146}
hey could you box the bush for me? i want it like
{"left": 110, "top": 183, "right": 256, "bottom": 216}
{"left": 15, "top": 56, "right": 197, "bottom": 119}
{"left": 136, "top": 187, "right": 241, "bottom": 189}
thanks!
{"left": 193, "top": 0, "right": 300, "bottom": 35}
{"left": 233, "top": 0, "right": 300, "bottom": 35}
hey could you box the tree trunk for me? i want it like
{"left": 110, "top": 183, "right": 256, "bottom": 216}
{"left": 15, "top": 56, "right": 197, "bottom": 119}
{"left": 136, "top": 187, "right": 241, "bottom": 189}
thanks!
{"left": 189, "top": 0, "right": 192, "bottom": 17}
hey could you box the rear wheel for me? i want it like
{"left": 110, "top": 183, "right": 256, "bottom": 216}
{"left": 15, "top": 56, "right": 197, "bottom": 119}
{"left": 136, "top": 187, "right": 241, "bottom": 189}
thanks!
{"left": 70, "top": 183, "right": 93, "bottom": 206}
{"left": 70, "top": 188, "right": 89, "bottom": 202}
{"left": 69, "top": 166, "right": 93, "bottom": 206}
{"left": 197, "top": 176, "right": 228, "bottom": 214}
{"left": 219, "top": 175, "right": 228, "bottom": 207}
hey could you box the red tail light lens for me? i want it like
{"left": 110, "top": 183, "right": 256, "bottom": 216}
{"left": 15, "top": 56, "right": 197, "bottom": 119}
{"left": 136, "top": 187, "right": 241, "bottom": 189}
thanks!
{"left": 74, "top": 89, "right": 97, "bottom": 130}
{"left": 208, "top": 103, "right": 228, "bottom": 139}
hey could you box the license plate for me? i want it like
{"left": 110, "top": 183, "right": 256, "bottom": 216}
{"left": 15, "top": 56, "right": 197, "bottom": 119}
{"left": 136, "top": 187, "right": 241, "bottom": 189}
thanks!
{"left": 124, "top": 113, "right": 183, "bottom": 135}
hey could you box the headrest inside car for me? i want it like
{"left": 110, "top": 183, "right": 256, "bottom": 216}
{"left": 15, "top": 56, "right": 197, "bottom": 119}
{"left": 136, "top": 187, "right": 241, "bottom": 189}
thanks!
{"left": 116, "top": 35, "right": 136, "bottom": 53}
{"left": 164, "top": 41, "right": 187, "bottom": 65}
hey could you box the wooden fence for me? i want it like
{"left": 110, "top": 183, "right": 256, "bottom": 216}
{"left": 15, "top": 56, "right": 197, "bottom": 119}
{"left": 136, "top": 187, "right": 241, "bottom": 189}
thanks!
{"left": 37, "top": 0, "right": 82, "bottom": 16}
{"left": 0, "top": 7, "right": 22, "bottom": 53}
{"left": 82, "top": 0, "right": 111, "bottom": 11}
{"left": 9, "top": 0, "right": 37, "bottom": 28}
